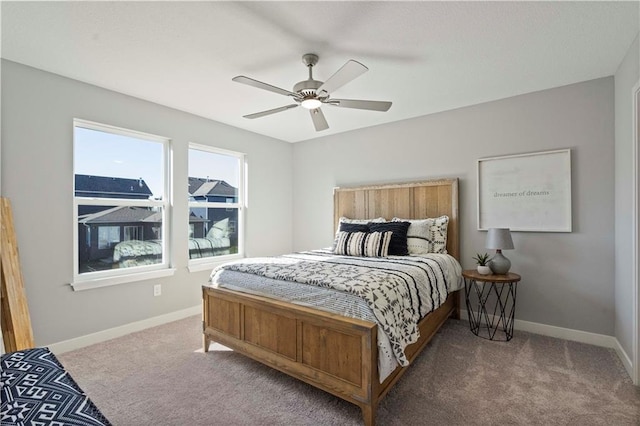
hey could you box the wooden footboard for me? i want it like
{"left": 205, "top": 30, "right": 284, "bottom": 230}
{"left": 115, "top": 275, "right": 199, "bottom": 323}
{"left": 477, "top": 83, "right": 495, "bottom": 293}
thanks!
{"left": 203, "top": 285, "right": 459, "bottom": 426}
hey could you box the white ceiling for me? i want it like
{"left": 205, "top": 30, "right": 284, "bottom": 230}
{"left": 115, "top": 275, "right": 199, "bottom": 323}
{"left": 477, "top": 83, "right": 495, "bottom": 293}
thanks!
{"left": 2, "top": 1, "right": 638, "bottom": 143}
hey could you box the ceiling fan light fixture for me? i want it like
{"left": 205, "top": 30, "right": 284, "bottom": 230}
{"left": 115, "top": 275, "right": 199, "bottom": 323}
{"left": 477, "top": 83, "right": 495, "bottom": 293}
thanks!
{"left": 301, "top": 98, "right": 322, "bottom": 110}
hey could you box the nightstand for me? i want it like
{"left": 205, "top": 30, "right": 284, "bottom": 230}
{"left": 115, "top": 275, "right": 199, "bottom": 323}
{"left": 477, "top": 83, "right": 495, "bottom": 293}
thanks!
{"left": 462, "top": 270, "right": 521, "bottom": 341}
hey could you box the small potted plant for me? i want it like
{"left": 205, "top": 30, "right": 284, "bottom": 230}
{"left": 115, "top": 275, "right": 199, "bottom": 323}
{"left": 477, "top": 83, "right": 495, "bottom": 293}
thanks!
{"left": 473, "top": 252, "right": 492, "bottom": 275}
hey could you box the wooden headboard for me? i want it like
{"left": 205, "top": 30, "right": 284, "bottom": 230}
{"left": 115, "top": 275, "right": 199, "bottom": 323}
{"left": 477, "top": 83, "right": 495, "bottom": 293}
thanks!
{"left": 333, "top": 178, "right": 459, "bottom": 260}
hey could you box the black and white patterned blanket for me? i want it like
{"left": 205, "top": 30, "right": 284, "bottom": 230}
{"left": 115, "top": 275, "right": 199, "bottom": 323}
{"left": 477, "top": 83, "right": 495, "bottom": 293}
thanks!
{"left": 213, "top": 249, "right": 461, "bottom": 366}
{"left": 1, "top": 347, "right": 111, "bottom": 426}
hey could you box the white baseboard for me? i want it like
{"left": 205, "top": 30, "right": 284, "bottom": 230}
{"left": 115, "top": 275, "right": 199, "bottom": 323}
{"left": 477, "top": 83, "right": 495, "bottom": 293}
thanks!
{"left": 45, "top": 305, "right": 634, "bottom": 381}
{"left": 47, "top": 305, "right": 201, "bottom": 355}
{"left": 613, "top": 339, "right": 634, "bottom": 380}
{"left": 459, "top": 309, "right": 633, "bottom": 380}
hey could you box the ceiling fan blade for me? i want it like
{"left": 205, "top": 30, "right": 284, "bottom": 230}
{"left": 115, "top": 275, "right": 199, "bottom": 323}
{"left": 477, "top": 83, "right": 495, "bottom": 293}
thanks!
{"left": 316, "top": 60, "right": 368, "bottom": 96}
{"left": 232, "top": 76, "right": 298, "bottom": 97}
{"left": 243, "top": 104, "right": 299, "bottom": 119}
{"left": 309, "top": 108, "right": 329, "bottom": 131}
{"left": 329, "top": 99, "right": 392, "bottom": 112}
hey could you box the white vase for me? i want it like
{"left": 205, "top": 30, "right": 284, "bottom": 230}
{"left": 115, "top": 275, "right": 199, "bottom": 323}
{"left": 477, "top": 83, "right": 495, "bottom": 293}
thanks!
{"left": 477, "top": 265, "right": 492, "bottom": 275}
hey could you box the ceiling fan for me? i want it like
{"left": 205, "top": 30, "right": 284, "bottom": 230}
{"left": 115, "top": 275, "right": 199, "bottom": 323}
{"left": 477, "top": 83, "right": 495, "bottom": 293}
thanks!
{"left": 232, "top": 53, "right": 392, "bottom": 132}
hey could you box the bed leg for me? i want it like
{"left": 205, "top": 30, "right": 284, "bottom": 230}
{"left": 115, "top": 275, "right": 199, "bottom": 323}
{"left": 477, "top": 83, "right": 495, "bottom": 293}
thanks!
{"left": 453, "top": 290, "right": 461, "bottom": 320}
{"left": 203, "top": 335, "right": 211, "bottom": 353}
{"left": 361, "top": 403, "right": 376, "bottom": 426}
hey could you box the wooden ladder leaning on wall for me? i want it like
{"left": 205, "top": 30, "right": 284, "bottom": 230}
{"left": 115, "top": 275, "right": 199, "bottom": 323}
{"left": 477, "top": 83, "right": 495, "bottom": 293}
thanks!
{"left": 1, "top": 197, "right": 34, "bottom": 352}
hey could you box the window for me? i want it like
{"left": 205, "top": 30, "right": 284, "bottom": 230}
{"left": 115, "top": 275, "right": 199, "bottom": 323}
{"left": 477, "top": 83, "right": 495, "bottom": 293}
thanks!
{"left": 73, "top": 119, "right": 171, "bottom": 286}
{"left": 98, "top": 226, "right": 120, "bottom": 249}
{"left": 124, "top": 226, "right": 143, "bottom": 241}
{"left": 188, "top": 144, "right": 244, "bottom": 264}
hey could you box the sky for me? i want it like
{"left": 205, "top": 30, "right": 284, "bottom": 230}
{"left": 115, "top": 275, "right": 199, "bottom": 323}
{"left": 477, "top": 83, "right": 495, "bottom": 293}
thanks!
{"left": 74, "top": 127, "right": 239, "bottom": 198}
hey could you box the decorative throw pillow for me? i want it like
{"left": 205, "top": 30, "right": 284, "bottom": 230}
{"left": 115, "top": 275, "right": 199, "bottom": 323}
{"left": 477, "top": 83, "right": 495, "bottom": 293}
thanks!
{"left": 338, "top": 222, "right": 370, "bottom": 233}
{"left": 331, "top": 222, "right": 370, "bottom": 250}
{"left": 333, "top": 230, "right": 392, "bottom": 257}
{"left": 392, "top": 216, "right": 449, "bottom": 254}
{"left": 333, "top": 217, "right": 386, "bottom": 249}
{"left": 367, "top": 221, "right": 411, "bottom": 255}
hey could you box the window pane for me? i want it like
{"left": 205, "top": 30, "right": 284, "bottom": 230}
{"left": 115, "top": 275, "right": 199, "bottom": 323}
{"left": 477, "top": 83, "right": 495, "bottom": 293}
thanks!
{"left": 124, "top": 226, "right": 143, "bottom": 241}
{"left": 188, "top": 207, "right": 238, "bottom": 259}
{"left": 74, "top": 121, "right": 169, "bottom": 280}
{"left": 98, "top": 226, "right": 120, "bottom": 249}
{"left": 74, "top": 126, "right": 164, "bottom": 200}
{"left": 188, "top": 150, "right": 239, "bottom": 204}
{"left": 78, "top": 205, "right": 163, "bottom": 273}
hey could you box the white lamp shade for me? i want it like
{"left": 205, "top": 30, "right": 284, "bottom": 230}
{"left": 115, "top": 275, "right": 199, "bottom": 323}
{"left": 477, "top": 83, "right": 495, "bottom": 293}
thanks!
{"left": 486, "top": 228, "right": 514, "bottom": 250}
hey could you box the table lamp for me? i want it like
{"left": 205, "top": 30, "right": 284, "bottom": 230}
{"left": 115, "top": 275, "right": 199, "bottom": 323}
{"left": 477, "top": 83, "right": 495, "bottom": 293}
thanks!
{"left": 486, "top": 228, "right": 514, "bottom": 274}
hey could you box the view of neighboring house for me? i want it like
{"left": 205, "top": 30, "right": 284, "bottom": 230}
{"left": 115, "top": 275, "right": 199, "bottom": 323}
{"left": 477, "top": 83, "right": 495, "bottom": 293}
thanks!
{"left": 188, "top": 177, "right": 239, "bottom": 239}
{"left": 75, "top": 174, "right": 154, "bottom": 215}
{"left": 76, "top": 174, "right": 237, "bottom": 269}
{"left": 189, "top": 177, "right": 237, "bottom": 201}
{"left": 78, "top": 206, "right": 159, "bottom": 264}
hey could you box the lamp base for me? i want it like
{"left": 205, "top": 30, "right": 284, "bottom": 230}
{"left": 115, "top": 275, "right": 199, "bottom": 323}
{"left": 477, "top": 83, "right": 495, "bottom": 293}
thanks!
{"left": 489, "top": 251, "right": 511, "bottom": 274}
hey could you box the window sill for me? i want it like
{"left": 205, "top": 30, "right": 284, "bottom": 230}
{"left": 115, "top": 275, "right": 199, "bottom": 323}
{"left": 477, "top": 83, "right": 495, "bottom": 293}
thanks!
{"left": 188, "top": 254, "right": 243, "bottom": 273}
{"left": 71, "top": 268, "right": 177, "bottom": 291}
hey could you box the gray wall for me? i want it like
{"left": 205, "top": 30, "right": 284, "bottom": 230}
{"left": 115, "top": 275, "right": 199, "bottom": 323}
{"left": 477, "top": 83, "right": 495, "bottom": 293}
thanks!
{"left": 1, "top": 56, "right": 630, "bottom": 347}
{"left": 614, "top": 34, "right": 639, "bottom": 358}
{"left": 1, "top": 60, "right": 293, "bottom": 346}
{"left": 293, "top": 77, "right": 616, "bottom": 336}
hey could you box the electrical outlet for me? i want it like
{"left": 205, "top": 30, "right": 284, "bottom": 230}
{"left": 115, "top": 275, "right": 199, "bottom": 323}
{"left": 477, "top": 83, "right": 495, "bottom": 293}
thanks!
{"left": 153, "top": 284, "right": 162, "bottom": 297}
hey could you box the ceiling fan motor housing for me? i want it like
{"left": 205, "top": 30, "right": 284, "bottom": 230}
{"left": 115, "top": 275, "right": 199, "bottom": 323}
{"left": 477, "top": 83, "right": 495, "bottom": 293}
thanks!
{"left": 294, "top": 53, "right": 325, "bottom": 100}
{"left": 293, "top": 79, "right": 323, "bottom": 95}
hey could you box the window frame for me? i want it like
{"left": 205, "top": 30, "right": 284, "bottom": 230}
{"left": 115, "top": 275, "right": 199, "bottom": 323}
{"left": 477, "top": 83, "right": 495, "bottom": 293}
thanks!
{"left": 187, "top": 143, "right": 245, "bottom": 271}
{"left": 72, "top": 119, "right": 174, "bottom": 290}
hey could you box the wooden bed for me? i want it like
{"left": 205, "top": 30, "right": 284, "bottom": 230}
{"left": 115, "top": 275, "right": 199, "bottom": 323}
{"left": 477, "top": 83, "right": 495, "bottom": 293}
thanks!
{"left": 202, "top": 178, "right": 460, "bottom": 425}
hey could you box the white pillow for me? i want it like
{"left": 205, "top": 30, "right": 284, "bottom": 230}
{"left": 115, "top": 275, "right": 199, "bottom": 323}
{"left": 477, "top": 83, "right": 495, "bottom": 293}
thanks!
{"left": 339, "top": 216, "right": 386, "bottom": 224}
{"left": 207, "top": 218, "right": 230, "bottom": 239}
{"left": 392, "top": 216, "right": 449, "bottom": 254}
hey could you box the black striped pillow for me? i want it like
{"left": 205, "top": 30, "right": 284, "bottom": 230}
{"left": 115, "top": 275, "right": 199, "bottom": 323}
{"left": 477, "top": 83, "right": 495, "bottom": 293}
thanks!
{"left": 367, "top": 221, "right": 411, "bottom": 255}
{"left": 331, "top": 222, "right": 370, "bottom": 251}
{"left": 333, "top": 231, "right": 392, "bottom": 257}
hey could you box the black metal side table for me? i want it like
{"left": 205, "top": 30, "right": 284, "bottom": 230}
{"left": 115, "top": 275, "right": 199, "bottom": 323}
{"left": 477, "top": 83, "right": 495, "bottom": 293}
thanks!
{"left": 462, "top": 270, "right": 521, "bottom": 341}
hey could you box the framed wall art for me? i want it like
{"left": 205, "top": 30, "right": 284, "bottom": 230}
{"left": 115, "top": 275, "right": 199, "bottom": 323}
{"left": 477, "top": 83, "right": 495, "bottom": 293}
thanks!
{"left": 477, "top": 149, "right": 572, "bottom": 232}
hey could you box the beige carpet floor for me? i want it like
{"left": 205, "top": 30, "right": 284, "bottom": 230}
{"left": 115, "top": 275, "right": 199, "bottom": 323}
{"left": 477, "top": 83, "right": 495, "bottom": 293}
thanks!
{"left": 58, "top": 315, "right": 640, "bottom": 425}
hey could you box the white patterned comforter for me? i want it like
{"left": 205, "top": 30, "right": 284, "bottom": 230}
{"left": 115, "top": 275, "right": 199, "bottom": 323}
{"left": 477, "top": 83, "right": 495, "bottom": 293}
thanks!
{"left": 209, "top": 249, "right": 462, "bottom": 381}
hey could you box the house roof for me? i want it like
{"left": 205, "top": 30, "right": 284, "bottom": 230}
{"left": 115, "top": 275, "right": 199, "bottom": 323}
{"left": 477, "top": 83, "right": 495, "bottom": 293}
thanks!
{"left": 188, "top": 178, "right": 237, "bottom": 198}
{"left": 79, "top": 206, "right": 157, "bottom": 224}
{"left": 75, "top": 174, "right": 153, "bottom": 199}
{"left": 79, "top": 206, "right": 208, "bottom": 224}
